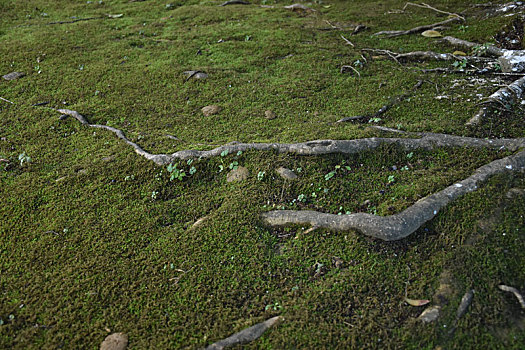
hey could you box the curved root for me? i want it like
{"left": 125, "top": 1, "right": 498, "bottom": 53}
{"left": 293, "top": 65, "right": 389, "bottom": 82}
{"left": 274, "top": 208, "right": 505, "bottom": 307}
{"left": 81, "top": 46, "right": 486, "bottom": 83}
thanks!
{"left": 262, "top": 150, "right": 525, "bottom": 241}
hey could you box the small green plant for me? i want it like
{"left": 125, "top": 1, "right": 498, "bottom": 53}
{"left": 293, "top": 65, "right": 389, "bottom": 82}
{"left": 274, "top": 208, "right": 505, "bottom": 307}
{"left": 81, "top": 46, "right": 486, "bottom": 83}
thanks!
{"left": 18, "top": 152, "right": 32, "bottom": 166}
{"left": 265, "top": 302, "right": 283, "bottom": 311}
{"left": 167, "top": 163, "right": 186, "bottom": 181}
{"left": 151, "top": 191, "right": 159, "bottom": 200}
{"left": 257, "top": 171, "right": 265, "bottom": 181}
{"left": 368, "top": 117, "right": 382, "bottom": 123}
{"left": 324, "top": 170, "right": 336, "bottom": 181}
{"left": 297, "top": 194, "right": 306, "bottom": 202}
{"left": 406, "top": 152, "right": 414, "bottom": 159}
{"left": 228, "top": 161, "right": 238, "bottom": 170}
{"left": 388, "top": 175, "right": 395, "bottom": 183}
{"left": 452, "top": 58, "right": 468, "bottom": 69}
{"left": 124, "top": 175, "right": 135, "bottom": 181}
{"left": 472, "top": 43, "right": 490, "bottom": 56}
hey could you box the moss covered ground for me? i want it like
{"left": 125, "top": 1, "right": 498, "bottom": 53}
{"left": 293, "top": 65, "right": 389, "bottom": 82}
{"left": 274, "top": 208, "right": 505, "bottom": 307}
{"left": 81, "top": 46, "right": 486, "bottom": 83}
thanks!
{"left": 0, "top": 0, "right": 524, "bottom": 348}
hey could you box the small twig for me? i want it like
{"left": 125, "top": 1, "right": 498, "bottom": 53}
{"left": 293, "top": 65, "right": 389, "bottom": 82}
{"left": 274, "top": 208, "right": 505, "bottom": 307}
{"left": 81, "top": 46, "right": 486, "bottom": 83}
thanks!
{"left": 337, "top": 80, "right": 424, "bottom": 123}
{"left": 0, "top": 97, "right": 14, "bottom": 104}
{"left": 352, "top": 24, "right": 368, "bottom": 35}
{"left": 340, "top": 34, "right": 354, "bottom": 47}
{"left": 219, "top": 0, "right": 250, "bottom": 6}
{"left": 362, "top": 48, "right": 401, "bottom": 65}
{"left": 324, "top": 19, "right": 340, "bottom": 29}
{"left": 402, "top": 2, "right": 465, "bottom": 20}
{"left": 340, "top": 65, "right": 360, "bottom": 77}
{"left": 373, "top": 17, "right": 462, "bottom": 38}
{"left": 498, "top": 285, "right": 525, "bottom": 309}
{"left": 47, "top": 16, "right": 103, "bottom": 25}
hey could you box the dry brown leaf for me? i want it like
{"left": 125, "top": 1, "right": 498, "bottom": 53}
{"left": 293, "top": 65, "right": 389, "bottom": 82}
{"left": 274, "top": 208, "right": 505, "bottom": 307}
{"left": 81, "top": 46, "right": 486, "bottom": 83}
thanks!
{"left": 405, "top": 297, "right": 430, "bottom": 306}
{"left": 421, "top": 30, "right": 442, "bottom": 38}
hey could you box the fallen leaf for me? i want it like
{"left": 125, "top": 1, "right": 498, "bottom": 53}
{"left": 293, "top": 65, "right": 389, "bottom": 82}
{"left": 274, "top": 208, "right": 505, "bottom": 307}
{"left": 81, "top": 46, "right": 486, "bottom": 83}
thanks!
{"left": 108, "top": 14, "right": 124, "bottom": 18}
{"left": 205, "top": 316, "right": 281, "bottom": 349}
{"left": 421, "top": 30, "right": 442, "bottom": 38}
{"left": 453, "top": 51, "right": 467, "bottom": 56}
{"left": 405, "top": 297, "right": 430, "bottom": 306}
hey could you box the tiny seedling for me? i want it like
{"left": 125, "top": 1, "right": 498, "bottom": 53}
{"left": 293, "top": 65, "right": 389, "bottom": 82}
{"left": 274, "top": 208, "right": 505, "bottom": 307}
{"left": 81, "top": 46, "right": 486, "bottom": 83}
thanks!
{"left": 388, "top": 175, "right": 395, "bottom": 183}
{"left": 167, "top": 163, "right": 186, "bottom": 181}
{"left": 18, "top": 152, "right": 32, "bottom": 166}
{"left": 257, "top": 171, "right": 265, "bottom": 181}
{"left": 265, "top": 302, "right": 283, "bottom": 311}
{"left": 452, "top": 58, "right": 467, "bottom": 70}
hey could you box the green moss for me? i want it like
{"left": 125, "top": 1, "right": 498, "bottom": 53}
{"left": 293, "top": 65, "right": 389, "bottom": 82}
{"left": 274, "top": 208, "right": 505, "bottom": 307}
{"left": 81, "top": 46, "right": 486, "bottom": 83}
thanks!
{"left": 1, "top": 0, "right": 524, "bottom": 348}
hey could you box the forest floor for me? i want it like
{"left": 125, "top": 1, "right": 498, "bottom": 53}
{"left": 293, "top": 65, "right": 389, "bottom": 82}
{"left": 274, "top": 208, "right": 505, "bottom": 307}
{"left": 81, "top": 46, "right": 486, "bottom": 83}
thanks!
{"left": 1, "top": 0, "right": 524, "bottom": 348}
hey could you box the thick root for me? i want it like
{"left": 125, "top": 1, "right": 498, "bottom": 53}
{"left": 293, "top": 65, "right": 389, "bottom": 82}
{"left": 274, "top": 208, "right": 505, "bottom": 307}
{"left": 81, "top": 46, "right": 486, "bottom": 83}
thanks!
{"left": 262, "top": 150, "right": 525, "bottom": 241}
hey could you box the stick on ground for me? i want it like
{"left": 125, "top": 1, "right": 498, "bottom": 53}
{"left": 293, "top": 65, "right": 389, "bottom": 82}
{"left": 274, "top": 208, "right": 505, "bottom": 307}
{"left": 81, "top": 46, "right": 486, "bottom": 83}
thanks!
{"left": 373, "top": 17, "right": 462, "bottom": 38}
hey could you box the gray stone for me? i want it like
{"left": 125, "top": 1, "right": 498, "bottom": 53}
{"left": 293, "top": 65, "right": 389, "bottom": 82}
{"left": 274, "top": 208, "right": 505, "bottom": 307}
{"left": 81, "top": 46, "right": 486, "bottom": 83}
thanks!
{"left": 226, "top": 166, "right": 249, "bottom": 182}
{"left": 265, "top": 110, "right": 277, "bottom": 120}
{"left": 202, "top": 105, "right": 221, "bottom": 117}
{"left": 276, "top": 167, "right": 297, "bottom": 180}
{"left": 183, "top": 70, "right": 208, "bottom": 80}
{"left": 498, "top": 50, "right": 525, "bottom": 73}
{"left": 2, "top": 72, "right": 25, "bottom": 81}
{"left": 418, "top": 306, "right": 440, "bottom": 322}
{"left": 100, "top": 333, "right": 128, "bottom": 350}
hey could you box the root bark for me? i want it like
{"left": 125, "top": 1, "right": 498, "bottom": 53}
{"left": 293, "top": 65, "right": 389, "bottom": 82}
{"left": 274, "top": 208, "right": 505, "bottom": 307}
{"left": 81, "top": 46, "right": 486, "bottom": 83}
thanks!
{"left": 262, "top": 150, "right": 525, "bottom": 241}
{"left": 53, "top": 108, "right": 525, "bottom": 164}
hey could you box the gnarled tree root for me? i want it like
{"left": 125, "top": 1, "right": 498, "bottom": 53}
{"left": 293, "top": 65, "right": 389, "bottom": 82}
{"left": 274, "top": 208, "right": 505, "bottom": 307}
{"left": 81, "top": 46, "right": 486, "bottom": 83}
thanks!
{"left": 261, "top": 150, "right": 525, "bottom": 241}
{"left": 467, "top": 75, "right": 525, "bottom": 125}
{"left": 441, "top": 36, "right": 505, "bottom": 57}
{"left": 205, "top": 316, "right": 281, "bottom": 350}
{"left": 53, "top": 109, "right": 525, "bottom": 165}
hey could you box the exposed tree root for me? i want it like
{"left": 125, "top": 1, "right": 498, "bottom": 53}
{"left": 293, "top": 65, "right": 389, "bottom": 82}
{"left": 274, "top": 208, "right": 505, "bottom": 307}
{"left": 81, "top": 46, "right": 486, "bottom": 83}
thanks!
{"left": 498, "top": 285, "right": 525, "bottom": 309}
{"left": 261, "top": 150, "right": 525, "bottom": 241}
{"left": 467, "top": 75, "right": 525, "bottom": 125}
{"left": 337, "top": 80, "right": 424, "bottom": 122}
{"left": 373, "top": 17, "right": 462, "bottom": 38}
{"left": 52, "top": 108, "right": 525, "bottom": 165}
{"left": 205, "top": 316, "right": 281, "bottom": 349}
{"left": 363, "top": 48, "right": 494, "bottom": 65}
{"left": 50, "top": 107, "right": 525, "bottom": 241}
{"left": 441, "top": 36, "right": 505, "bottom": 57}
